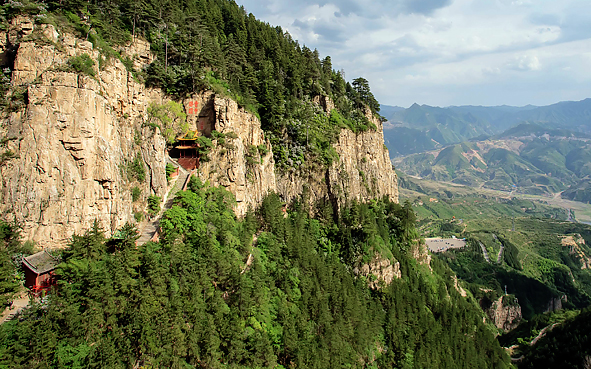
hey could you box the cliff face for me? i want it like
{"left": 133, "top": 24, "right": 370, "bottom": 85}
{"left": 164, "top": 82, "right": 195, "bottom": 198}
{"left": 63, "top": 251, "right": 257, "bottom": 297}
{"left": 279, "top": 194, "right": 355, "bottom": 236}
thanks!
{"left": 192, "top": 92, "right": 276, "bottom": 216}
{"left": 191, "top": 95, "right": 398, "bottom": 216}
{"left": 0, "top": 18, "right": 399, "bottom": 247}
{"left": 354, "top": 252, "right": 401, "bottom": 290}
{"left": 0, "top": 18, "right": 167, "bottom": 247}
{"left": 485, "top": 295, "right": 522, "bottom": 332}
{"left": 277, "top": 107, "right": 398, "bottom": 209}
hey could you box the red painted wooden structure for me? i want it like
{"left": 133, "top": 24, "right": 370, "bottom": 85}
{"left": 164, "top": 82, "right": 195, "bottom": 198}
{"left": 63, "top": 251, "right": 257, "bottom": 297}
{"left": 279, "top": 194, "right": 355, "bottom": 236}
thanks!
{"left": 173, "top": 130, "right": 200, "bottom": 170}
{"left": 22, "top": 250, "right": 59, "bottom": 296}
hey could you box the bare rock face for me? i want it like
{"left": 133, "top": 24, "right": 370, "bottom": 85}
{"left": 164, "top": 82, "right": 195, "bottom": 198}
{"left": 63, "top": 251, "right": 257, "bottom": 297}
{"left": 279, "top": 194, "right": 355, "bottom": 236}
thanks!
{"left": 355, "top": 253, "right": 401, "bottom": 290}
{"left": 0, "top": 19, "right": 167, "bottom": 247}
{"left": 277, "top": 104, "right": 398, "bottom": 208}
{"left": 486, "top": 295, "right": 522, "bottom": 332}
{"left": 545, "top": 295, "right": 567, "bottom": 313}
{"left": 562, "top": 234, "right": 591, "bottom": 269}
{"left": 196, "top": 94, "right": 398, "bottom": 216}
{"left": 0, "top": 18, "right": 399, "bottom": 248}
{"left": 452, "top": 275, "right": 468, "bottom": 297}
{"left": 195, "top": 92, "right": 276, "bottom": 216}
{"left": 410, "top": 239, "right": 432, "bottom": 266}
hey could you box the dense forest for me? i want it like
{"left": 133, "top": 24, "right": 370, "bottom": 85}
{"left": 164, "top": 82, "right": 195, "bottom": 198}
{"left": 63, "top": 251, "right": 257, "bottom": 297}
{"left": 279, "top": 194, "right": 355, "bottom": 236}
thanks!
{"left": 4, "top": 1, "right": 584, "bottom": 368}
{"left": 517, "top": 307, "right": 591, "bottom": 368}
{"left": 2, "top": 0, "right": 382, "bottom": 169}
{"left": 0, "top": 177, "right": 510, "bottom": 368}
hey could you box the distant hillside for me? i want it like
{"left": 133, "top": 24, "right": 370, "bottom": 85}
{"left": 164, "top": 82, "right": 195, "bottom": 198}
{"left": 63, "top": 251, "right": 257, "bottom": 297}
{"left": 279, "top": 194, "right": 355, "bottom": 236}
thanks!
{"left": 400, "top": 173, "right": 591, "bottom": 320}
{"left": 383, "top": 103, "right": 494, "bottom": 156}
{"left": 383, "top": 99, "right": 591, "bottom": 157}
{"left": 517, "top": 307, "right": 591, "bottom": 369}
{"left": 379, "top": 104, "right": 405, "bottom": 119}
{"left": 393, "top": 124, "right": 591, "bottom": 198}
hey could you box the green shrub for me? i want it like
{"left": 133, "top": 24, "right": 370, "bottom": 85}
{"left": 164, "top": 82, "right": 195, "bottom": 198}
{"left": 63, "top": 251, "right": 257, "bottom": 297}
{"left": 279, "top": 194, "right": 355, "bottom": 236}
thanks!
{"left": 147, "top": 102, "right": 188, "bottom": 145}
{"left": 165, "top": 163, "right": 176, "bottom": 180}
{"left": 147, "top": 195, "right": 161, "bottom": 216}
{"left": 131, "top": 186, "right": 141, "bottom": 202}
{"left": 67, "top": 54, "right": 96, "bottom": 77}
{"left": 5, "top": 86, "right": 28, "bottom": 112}
{"left": 245, "top": 145, "right": 259, "bottom": 166}
{"left": 257, "top": 144, "right": 269, "bottom": 157}
{"left": 0, "top": 150, "right": 16, "bottom": 164}
{"left": 196, "top": 136, "right": 213, "bottom": 162}
{"left": 134, "top": 211, "right": 144, "bottom": 222}
{"left": 127, "top": 154, "right": 146, "bottom": 182}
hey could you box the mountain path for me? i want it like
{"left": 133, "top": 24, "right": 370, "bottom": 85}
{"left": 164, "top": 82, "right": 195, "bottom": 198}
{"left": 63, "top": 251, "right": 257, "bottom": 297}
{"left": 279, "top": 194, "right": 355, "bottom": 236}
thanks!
{"left": 137, "top": 160, "right": 191, "bottom": 245}
{"left": 0, "top": 293, "right": 29, "bottom": 325}
{"left": 479, "top": 242, "right": 491, "bottom": 263}
{"left": 497, "top": 245, "right": 504, "bottom": 264}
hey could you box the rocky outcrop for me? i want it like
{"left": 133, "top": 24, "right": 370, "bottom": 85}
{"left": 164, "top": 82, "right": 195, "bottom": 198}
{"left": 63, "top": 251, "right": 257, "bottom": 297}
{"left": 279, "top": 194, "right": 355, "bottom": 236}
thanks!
{"left": 0, "top": 17, "right": 399, "bottom": 248}
{"left": 486, "top": 295, "right": 522, "bottom": 332}
{"left": 410, "top": 239, "right": 432, "bottom": 266}
{"left": 354, "top": 253, "right": 401, "bottom": 290}
{"left": 545, "top": 295, "right": 567, "bottom": 313}
{"left": 194, "top": 92, "right": 276, "bottom": 216}
{"left": 562, "top": 235, "right": 591, "bottom": 269}
{"left": 277, "top": 106, "right": 398, "bottom": 209}
{"left": 452, "top": 275, "right": 467, "bottom": 297}
{"left": 0, "top": 19, "right": 168, "bottom": 247}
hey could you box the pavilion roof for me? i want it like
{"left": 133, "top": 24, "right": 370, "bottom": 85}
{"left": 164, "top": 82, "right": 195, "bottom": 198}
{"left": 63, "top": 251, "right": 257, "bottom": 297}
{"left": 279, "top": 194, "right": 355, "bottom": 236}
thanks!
{"left": 23, "top": 250, "right": 59, "bottom": 274}
{"left": 177, "top": 129, "right": 200, "bottom": 141}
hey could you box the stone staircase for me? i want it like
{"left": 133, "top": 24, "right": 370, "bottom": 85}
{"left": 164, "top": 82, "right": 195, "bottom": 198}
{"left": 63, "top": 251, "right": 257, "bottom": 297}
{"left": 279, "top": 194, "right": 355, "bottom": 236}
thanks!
{"left": 0, "top": 294, "right": 29, "bottom": 325}
{"left": 136, "top": 159, "right": 192, "bottom": 245}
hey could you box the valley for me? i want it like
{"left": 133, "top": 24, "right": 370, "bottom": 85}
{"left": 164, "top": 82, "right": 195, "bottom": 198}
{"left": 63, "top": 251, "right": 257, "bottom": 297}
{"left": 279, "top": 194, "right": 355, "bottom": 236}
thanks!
{"left": 399, "top": 172, "right": 591, "bottom": 224}
{"left": 0, "top": 0, "right": 589, "bottom": 368}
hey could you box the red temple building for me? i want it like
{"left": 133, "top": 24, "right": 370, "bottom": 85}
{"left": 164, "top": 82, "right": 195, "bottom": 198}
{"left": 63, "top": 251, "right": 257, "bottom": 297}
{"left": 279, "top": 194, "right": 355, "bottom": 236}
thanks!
{"left": 22, "top": 250, "right": 59, "bottom": 295}
{"left": 171, "top": 129, "right": 200, "bottom": 170}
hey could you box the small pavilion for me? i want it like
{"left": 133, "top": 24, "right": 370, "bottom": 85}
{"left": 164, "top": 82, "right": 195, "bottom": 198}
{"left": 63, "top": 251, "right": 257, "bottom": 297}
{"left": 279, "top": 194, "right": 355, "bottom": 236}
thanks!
{"left": 171, "top": 129, "right": 200, "bottom": 170}
{"left": 22, "top": 250, "right": 59, "bottom": 295}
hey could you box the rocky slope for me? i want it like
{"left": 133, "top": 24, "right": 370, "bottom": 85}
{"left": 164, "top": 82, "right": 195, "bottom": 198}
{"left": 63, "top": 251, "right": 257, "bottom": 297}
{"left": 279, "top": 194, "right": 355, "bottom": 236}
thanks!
{"left": 485, "top": 295, "right": 523, "bottom": 332}
{"left": 0, "top": 17, "right": 398, "bottom": 247}
{"left": 277, "top": 106, "right": 398, "bottom": 209}
{"left": 0, "top": 17, "right": 169, "bottom": 247}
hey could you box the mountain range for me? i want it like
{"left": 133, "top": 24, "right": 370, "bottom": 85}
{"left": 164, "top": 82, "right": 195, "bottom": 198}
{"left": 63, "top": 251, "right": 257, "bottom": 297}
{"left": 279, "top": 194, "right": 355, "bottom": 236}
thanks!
{"left": 393, "top": 123, "right": 591, "bottom": 201}
{"left": 382, "top": 98, "right": 591, "bottom": 157}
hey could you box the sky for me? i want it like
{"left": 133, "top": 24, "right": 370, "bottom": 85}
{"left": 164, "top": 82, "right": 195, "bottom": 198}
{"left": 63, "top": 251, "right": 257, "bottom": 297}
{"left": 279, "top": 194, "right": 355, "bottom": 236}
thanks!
{"left": 234, "top": 0, "right": 591, "bottom": 108}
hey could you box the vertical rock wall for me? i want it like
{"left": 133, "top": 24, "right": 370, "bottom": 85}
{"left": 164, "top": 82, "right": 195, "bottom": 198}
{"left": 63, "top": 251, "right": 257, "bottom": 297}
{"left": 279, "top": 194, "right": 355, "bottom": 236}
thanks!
{"left": 0, "top": 19, "right": 167, "bottom": 247}
{"left": 194, "top": 92, "right": 276, "bottom": 216}
{"left": 485, "top": 295, "right": 523, "bottom": 332}
{"left": 277, "top": 106, "right": 399, "bottom": 208}
{"left": 0, "top": 17, "right": 399, "bottom": 248}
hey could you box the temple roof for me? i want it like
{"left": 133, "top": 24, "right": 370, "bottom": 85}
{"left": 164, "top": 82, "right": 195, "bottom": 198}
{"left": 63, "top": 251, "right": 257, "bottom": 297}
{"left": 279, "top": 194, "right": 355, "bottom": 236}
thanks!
{"left": 177, "top": 129, "right": 200, "bottom": 141}
{"left": 23, "top": 250, "right": 59, "bottom": 274}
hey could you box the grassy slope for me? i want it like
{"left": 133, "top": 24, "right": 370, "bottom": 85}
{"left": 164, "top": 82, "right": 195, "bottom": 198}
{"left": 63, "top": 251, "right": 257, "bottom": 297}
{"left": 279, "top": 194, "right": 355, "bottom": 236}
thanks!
{"left": 395, "top": 131, "right": 591, "bottom": 198}
{"left": 400, "top": 174, "right": 591, "bottom": 320}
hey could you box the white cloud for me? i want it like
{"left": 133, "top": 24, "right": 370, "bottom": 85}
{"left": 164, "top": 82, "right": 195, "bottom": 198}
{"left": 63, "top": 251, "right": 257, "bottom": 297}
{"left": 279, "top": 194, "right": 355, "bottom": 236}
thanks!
{"left": 506, "top": 54, "right": 541, "bottom": 71}
{"left": 236, "top": 0, "right": 591, "bottom": 107}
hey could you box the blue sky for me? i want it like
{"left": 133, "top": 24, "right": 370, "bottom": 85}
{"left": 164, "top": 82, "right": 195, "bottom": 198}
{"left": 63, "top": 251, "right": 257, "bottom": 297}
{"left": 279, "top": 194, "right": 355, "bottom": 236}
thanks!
{"left": 235, "top": 0, "right": 591, "bottom": 108}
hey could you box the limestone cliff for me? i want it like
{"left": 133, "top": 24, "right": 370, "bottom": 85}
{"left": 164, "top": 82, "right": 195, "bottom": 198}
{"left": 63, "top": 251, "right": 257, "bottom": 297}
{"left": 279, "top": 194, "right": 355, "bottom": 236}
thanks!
{"left": 277, "top": 106, "right": 398, "bottom": 208}
{"left": 188, "top": 94, "right": 398, "bottom": 217}
{"left": 189, "top": 91, "right": 276, "bottom": 216}
{"left": 562, "top": 235, "right": 591, "bottom": 270}
{"left": 0, "top": 17, "right": 399, "bottom": 248}
{"left": 354, "top": 252, "right": 401, "bottom": 290}
{"left": 0, "top": 18, "right": 167, "bottom": 247}
{"left": 485, "top": 295, "right": 522, "bottom": 332}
